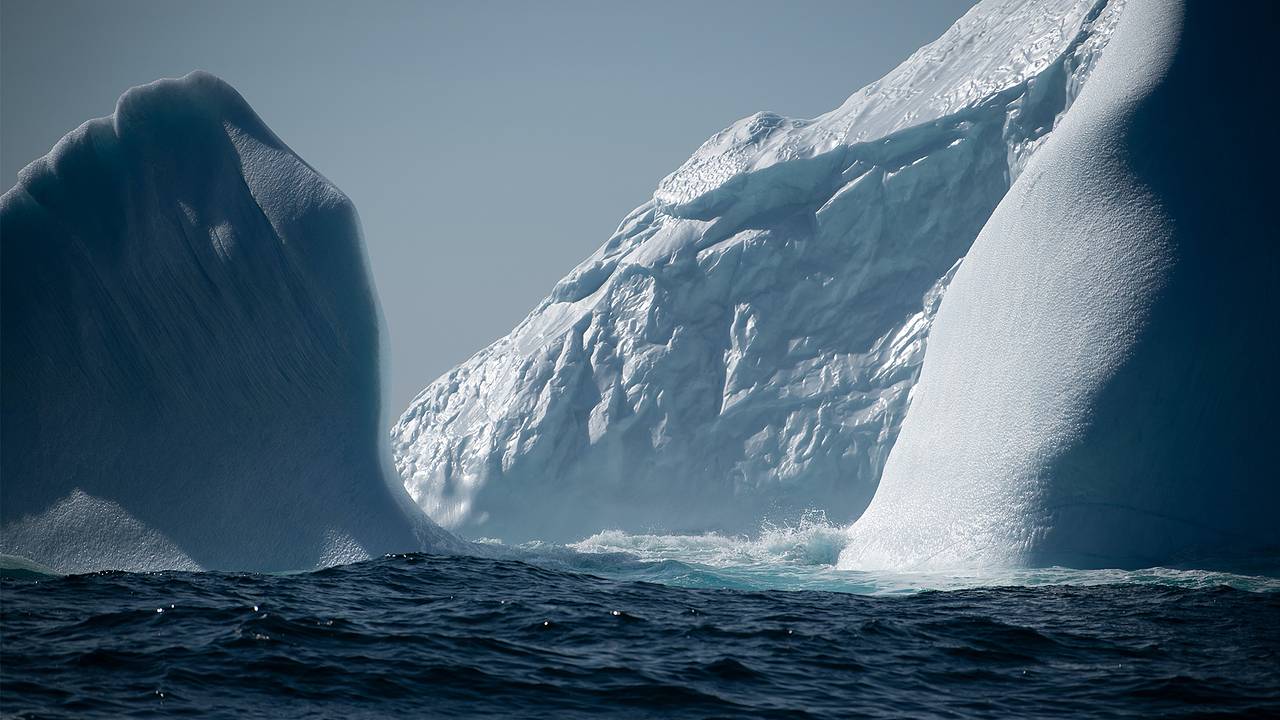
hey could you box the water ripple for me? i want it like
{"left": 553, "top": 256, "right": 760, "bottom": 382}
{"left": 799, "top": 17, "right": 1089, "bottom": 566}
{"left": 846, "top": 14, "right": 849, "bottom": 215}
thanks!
{"left": 3, "top": 554, "right": 1278, "bottom": 719}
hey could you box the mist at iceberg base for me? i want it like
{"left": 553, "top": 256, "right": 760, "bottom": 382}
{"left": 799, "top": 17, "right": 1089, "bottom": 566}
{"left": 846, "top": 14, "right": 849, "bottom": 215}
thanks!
{"left": 393, "top": 0, "right": 1127, "bottom": 545}
{"left": 484, "top": 513, "right": 1280, "bottom": 595}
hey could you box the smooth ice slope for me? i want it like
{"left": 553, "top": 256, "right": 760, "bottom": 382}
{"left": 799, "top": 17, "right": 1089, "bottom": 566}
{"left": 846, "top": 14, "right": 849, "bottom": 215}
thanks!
{"left": 840, "top": 0, "right": 1280, "bottom": 571}
{"left": 394, "top": 0, "right": 1125, "bottom": 542}
{"left": 0, "top": 72, "right": 460, "bottom": 573}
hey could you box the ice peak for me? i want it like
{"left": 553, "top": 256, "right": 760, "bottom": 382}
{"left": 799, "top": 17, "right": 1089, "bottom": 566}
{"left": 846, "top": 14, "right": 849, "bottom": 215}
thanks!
{"left": 654, "top": 0, "right": 1115, "bottom": 222}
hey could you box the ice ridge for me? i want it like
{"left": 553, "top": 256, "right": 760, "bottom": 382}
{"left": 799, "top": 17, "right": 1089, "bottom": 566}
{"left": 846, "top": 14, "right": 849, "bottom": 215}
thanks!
{"left": 393, "top": 0, "right": 1125, "bottom": 543}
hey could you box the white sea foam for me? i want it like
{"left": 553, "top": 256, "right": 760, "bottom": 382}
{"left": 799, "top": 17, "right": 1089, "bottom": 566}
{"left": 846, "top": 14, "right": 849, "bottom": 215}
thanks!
{"left": 535, "top": 515, "right": 1280, "bottom": 595}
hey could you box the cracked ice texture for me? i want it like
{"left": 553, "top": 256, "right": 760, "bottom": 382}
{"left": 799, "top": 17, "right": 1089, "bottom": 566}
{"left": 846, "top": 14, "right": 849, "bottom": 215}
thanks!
{"left": 393, "top": 0, "right": 1125, "bottom": 543}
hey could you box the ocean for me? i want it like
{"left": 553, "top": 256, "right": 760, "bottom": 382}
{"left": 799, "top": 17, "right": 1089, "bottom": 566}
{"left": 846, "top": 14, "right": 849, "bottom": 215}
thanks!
{"left": 3, "top": 529, "right": 1279, "bottom": 719}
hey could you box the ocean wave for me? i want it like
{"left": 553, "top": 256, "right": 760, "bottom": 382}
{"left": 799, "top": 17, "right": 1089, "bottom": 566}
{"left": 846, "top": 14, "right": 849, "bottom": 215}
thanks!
{"left": 488, "top": 515, "right": 1280, "bottom": 595}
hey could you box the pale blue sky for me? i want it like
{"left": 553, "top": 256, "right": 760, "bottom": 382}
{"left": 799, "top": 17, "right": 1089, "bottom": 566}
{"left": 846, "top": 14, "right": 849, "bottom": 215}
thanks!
{"left": 2, "top": 0, "right": 974, "bottom": 420}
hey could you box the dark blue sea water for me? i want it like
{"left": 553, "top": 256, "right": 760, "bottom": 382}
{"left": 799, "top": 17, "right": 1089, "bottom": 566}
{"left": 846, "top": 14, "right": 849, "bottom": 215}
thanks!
{"left": 3, "top": 545, "right": 1279, "bottom": 719}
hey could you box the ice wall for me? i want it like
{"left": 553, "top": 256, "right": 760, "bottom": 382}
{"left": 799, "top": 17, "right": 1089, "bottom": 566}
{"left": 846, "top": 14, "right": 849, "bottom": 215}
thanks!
{"left": 394, "top": 0, "right": 1125, "bottom": 542}
{"left": 840, "top": 0, "right": 1280, "bottom": 570}
{"left": 0, "top": 72, "right": 460, "bottom": 573}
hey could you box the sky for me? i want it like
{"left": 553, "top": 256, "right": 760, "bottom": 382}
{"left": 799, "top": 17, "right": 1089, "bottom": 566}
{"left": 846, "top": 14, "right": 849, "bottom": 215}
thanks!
{"left": 1, "top": 0, "right": 975, "bottom": 422}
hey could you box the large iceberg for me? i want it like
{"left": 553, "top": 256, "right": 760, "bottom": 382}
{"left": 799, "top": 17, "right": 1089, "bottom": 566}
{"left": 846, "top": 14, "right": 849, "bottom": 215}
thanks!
{"left": 0, "top": 72, "right": 460, "bottom": 573}
{"left": 840, "top": 0, "right": 1280, "bottom": 570}
{"left": 393, "top": 0, "right": 1126, "bottom": 542}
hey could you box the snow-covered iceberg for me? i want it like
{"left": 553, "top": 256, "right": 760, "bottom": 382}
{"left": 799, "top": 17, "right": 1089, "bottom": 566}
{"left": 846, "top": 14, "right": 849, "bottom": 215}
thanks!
{"left": 840, "top": 0, "right": 1280, "bottom": 570}
{"left": 0, "top": 72, "right": 460, "bottom": 573}
{"left": 393, "top": 0, "right": 1125, "bottom": 542}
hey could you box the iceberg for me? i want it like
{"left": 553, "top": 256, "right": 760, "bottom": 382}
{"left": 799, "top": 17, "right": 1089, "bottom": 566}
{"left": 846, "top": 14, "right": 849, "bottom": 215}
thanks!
{"left": 393, "top": 0, "right": 1126, "bottom": 542}
{"left": 0, "top": 72, "right": 460, "bottom": 573}
{"left": 840, "top": 0, "right": 1280, "bottom": 570}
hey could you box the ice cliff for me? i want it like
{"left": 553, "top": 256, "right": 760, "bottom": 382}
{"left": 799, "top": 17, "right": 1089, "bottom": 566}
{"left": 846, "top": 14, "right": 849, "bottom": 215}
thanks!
{"left": 0, "top": 72, "right": 460, "bottom": 573}
{"left": 393, "top": 0, "right": 1126, "bottom": 542}
{"left": 839, "top": 0, "right": 1280, "bottom": 570}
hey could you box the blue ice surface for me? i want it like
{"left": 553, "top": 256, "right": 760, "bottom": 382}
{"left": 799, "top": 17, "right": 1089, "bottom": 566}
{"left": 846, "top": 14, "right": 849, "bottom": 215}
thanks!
{"left": 0, "top": 71, "right": 457, "bottom": 573}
